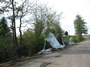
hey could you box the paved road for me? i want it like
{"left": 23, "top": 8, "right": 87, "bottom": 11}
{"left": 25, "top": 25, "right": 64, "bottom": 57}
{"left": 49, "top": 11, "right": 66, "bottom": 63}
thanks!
{"left": 19, "top": 39, "right": 90, "bottom": 67}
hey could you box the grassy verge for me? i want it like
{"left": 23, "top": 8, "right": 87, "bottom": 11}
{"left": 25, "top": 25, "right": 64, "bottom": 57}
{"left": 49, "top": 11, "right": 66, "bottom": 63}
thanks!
{"left": 63, "top": 36, "right": 85, "bottom": 44}
{"left": 88, "top": 36, "right": 90, "bottom": 38}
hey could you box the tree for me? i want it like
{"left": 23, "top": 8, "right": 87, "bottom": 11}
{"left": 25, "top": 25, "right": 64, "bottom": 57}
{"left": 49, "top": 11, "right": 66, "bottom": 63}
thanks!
{"left": 33, "top": 4, "right": 63, "bottom": 42}
{"left": 33, "top": 4, "right": 63, "bottom": 36}
{"left": 74, "top": 15, "right": 87, "bottom": 40}
{"left": 16, "top": 0, "right": 36, "bottom": 45}
{"left": 21, "top": 29, "right": 44, "bottom": 56}
{"left": 0, "top": 17, "right": 10, "bottom": 36}
{"left": 11, "top": 0, "right": 18, "bottom": 46}
{"left": 64, "top": 31, "right": 68, "bottom": 37}
{"left": 32, "top": 4, "right": 47, "bottom": 37}
{"left": 0, "top": 0, "right": 19, "bottom": 60}
{"left": 0, "top": 0, "right": 18, "bottom": 46}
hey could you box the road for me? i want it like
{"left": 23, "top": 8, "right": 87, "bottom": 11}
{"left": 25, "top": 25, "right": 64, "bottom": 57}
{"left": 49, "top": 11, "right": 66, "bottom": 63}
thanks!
{"left": 19, "top": 38, "right": 90, "bottom": 67}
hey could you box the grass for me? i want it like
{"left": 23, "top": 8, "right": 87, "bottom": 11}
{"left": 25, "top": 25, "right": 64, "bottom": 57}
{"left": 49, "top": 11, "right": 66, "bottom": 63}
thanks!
{"left": 63, "top": 35, "right": 85, "bottom": 44}
{"left": 88, "top": 36, "right": 90, "bottom": 38}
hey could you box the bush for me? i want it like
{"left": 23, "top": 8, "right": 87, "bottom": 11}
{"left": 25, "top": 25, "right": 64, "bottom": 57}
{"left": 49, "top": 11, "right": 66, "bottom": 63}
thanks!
{"left": 71, "top": 36, "right": 78, "bottom": 43}
{"left": 0, "top": 36, "right": 14, "bottom": 63}
{"left": 63, "top": 36, "right": 80, "bottom": 43}
{"left": 18, "top": 30, "right": 45, "bottom": 57}
{"left": 70, "top": 36, "right": 84, "bottom": 43}
{"left": 63, "top": 36, "right": 71, "bottom": 41}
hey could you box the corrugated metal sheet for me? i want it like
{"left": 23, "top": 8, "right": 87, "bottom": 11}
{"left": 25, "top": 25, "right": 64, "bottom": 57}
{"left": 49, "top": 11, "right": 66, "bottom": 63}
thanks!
{"left": 45, "top": 33, "right": 65, "bottom": 48}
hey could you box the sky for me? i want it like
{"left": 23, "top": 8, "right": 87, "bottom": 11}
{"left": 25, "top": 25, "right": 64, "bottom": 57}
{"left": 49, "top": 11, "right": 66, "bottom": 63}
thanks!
{"left": 0, "top": 0, "right": 90, "bottom": 35}
{"left": 38, "top": 0, "right": 90, "bottom": 35}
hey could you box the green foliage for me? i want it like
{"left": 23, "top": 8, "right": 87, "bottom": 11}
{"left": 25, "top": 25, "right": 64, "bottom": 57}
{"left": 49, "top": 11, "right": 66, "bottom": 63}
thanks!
{"left": 70, "top": 36, "right": 78, "bottom": 43}
{"left": 63, "top": 36, "right": 82, "bottom": 43}
{"left": 33, "top": 4, "right": 63, "bottom": 45}
{"left": 63, "top": 36, "right": 71, "bottom": 41}
{"left": 74, "top": 15, "right": 87, "bottom": 40}
{"left": 34, "top": 18, "right": 44, "bottom": 37}
{"left": 88, "top": 35, "right": 90, "bottom": 38}
{"left": 0, "top": 3, "right": 64, "bottom": 63}
{"left": 0, "top": 17, "right": 16, "bottom": 63}
{"left": 71, "top": 36, "right": 84, "bottom": 43}
{"left": 0, "top": 17, "right": 10, "bottom": 36}
{"left": 0, "top": 36, "right": 14, "bottom": 63}
{"left": 0, "top": 37, "right": 6, "bottom": 63}
{"left": 17, "top": 29, "right": 44, "bottom": 57}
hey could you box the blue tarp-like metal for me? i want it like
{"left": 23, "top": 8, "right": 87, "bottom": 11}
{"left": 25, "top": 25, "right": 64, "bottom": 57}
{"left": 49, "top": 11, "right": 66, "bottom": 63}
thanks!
{"left": 45, "top": 33, "right": 65, "bottom": 49}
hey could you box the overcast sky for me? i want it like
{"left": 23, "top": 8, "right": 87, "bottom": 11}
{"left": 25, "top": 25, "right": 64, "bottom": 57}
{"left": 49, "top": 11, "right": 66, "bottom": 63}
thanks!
{"left": 39, "top": 0, "right": 90, "bottom": 35}
{"left": 1, "top": 0, "right": 90, "bottom": 35}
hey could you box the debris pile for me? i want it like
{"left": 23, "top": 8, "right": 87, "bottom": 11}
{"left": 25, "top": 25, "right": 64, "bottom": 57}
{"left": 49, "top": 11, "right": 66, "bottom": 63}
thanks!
{"left": 38, "top": 32, "right": 75, "bottom": 55}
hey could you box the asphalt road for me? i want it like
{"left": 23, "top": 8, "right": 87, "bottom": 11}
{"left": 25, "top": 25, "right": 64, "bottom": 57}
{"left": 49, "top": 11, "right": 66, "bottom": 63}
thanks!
{"left": 19, "top": 38, "right": 90, "bottom": 67}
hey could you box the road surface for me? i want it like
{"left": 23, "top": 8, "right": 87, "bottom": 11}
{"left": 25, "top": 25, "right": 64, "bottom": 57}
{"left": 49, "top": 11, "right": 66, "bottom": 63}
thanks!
{"left": 19, "top": 38, "right": 90, "bottom": 67}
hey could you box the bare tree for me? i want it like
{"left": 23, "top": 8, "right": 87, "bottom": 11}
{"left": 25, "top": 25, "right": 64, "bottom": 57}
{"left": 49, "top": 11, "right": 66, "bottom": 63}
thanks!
{"left": 11, "top": 0, "right": 18, "bottom": 46}
{"left": 0, "top": 0, "right": 18, "bottom": 46}
{"left": 16, "top": 0, "right": 36, "bottom": 45}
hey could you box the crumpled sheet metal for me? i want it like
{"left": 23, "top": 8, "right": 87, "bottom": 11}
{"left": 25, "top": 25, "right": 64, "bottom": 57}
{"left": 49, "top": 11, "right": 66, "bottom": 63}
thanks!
{"left": 38, "top": 48, "right": 52, "bottom": 55}
{"left": 45, "top": 33, "right": 65, "bottom": 49}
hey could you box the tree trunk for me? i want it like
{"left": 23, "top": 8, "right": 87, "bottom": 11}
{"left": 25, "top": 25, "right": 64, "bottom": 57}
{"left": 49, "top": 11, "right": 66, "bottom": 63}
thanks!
{"left": 78, "top": 33, "right": 82, "bottom": 41}
{"left": 19, "top": 17, "right": 22, "bottom": 45}
{"left": 11, "top": 0, "right": 18, "bottom": 60}
{"left": 12, "top": 19, "right": 15, "bottom": 42}
{"left": 12, "top": 0, "right": 18, "bottom": 46}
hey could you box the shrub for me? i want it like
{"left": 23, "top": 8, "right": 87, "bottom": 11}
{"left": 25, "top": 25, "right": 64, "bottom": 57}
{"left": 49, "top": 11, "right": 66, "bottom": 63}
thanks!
{"left": 18, "top": 30, "right": 45, "bottom": 57}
